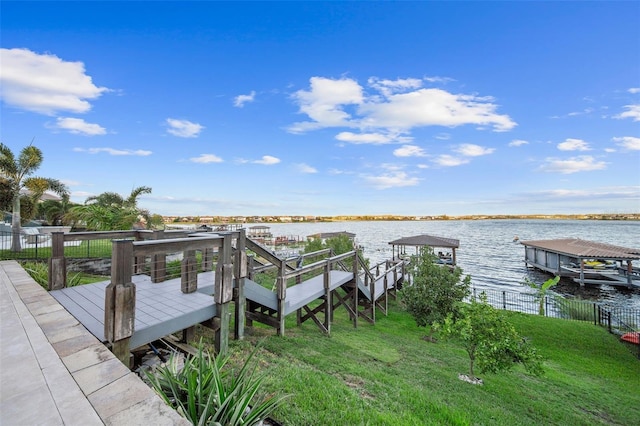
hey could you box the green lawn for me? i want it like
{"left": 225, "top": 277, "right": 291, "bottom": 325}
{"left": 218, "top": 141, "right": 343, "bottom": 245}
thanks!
{"left": 201, "top": 300, "right": 639, "bottom": 426}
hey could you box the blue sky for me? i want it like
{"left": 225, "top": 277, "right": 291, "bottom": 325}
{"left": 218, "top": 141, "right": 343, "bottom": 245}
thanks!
{"left": 1, "top": 1, "right": 639, "bottom": 217}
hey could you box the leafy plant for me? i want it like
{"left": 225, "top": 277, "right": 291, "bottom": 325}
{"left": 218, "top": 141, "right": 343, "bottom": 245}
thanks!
{"left": 146, "top": 341, "right": 289, "bottom": 425}
{"left": 21, "top": 261, "right": 86, "bottom": 289}
{"left": 399, "top": 247, "right": 471, "bottom": 341}
{"left": 526, "top": 275, "right": 560, "bottom": 315}
{"left": 440, "top": 293, "right": 544, "bottom": 381}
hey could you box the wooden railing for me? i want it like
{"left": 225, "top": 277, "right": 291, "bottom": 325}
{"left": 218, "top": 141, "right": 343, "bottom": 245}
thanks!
{"left": 48, "top": 228, "right": 247, "bottom": 363}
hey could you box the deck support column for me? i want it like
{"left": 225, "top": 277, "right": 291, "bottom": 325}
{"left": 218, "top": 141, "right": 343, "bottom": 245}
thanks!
{"left": 48, "top": 232, "right": 66, "bottom": 290}
{"left": 214, "top": 234, "right": 233, "bottom": 354}
{"left": 105, "top": 239, "right": 136, "bottom": 367}
{"left": 234, "top": 229, "right": 247, "bottom": 340}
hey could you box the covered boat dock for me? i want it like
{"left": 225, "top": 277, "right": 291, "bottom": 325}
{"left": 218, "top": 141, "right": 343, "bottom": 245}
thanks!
{"left": 520, "top": 238, "right": 640, "bottom": 288}
{"left": 388, "top": 234, "right": 459, "bottom": 266}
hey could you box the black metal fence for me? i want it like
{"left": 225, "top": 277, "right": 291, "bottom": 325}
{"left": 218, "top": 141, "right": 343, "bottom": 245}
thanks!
{"left": 471, "top": 287, "right": 640, "bottom": 358}
{"left": 0, "top": 230, "right": 113, "bottom": 261}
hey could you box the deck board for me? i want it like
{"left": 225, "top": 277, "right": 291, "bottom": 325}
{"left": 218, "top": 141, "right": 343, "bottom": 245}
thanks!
{"left": 51, "top": 273, "right": 217, "bottom": 349}
{"left": 285, "top": 270, "right": 353, "bottom": 314}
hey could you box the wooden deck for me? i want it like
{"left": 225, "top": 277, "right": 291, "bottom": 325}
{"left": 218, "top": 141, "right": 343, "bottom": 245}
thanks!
{"left": 50, "top": 272, "right": 217, "bottom": 349}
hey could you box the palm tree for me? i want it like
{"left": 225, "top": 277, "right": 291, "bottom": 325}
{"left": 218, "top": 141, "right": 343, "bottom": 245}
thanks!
{"left": 68, "top": 186, "right": 154, "bottom": 231}
{"left": 0, "top": 142, "right": 69, "bottom": 251}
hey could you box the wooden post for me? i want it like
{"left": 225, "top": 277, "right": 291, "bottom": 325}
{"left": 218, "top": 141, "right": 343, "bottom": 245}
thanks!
{"left": 151, "top": 253, "right": 166, "bottom": 283}
{"left": 324, "top": 262, "right": 332, "bottom": 334}
{"left": 214, "top": 234, "right": 233, "bottom": 354}
{"left": 276, "top": 257, "right": 287, "bottom": 336}
{"left": 202, "top": 247, "right": 214, "bottom": 272}
{"left": 181, "top": 249, "right": 197, "bottom": 293}
{"left": 234, "top": 229, "right": 247, "bottom": 340}
{"left": 352, "top": 251, "right": 358, "bottom": 328}
{"left": 48, "top": 232, "right": 66, "bottom": 290}
{"left": 105, "top": 239, "right": 136, "bottom": 366}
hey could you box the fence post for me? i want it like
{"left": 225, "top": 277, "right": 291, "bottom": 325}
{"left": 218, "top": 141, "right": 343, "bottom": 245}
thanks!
{"left": 544, "top": 296, "right": 548, "bottom": 317}
{"left": 594, "top": 303, "right": 598, "bottom": 326}
{"left": 104, "top": 239, "right": 135, "bottom": 367}
{"left": 48, "top": 232, "right": 66, "bottom": 290}
{"left": 502, "top": 291, "right": 506, "bottom": 310}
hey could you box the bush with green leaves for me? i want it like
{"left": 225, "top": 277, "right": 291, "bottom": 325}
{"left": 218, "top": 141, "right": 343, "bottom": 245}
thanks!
{"left": 440, "top": 293, "right": 544, "bottom": 381}
{"left": 399, "top": 247, "right": 471, "bottom": 341}
{"left": 146, "top": 342, "right": 289, "bottom": 425}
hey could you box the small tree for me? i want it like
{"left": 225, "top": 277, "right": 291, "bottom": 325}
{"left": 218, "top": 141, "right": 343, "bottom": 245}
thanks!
{"left": 399, "top": 247, "right": 471, "bottom": 342}
{"left": 440, "top": 293, "right": 544, "bottom": 383}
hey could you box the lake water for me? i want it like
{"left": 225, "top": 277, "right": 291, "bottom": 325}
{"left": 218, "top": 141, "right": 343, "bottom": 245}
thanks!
{"left": 246, "top": 220, "right": 640, "bottom": 311}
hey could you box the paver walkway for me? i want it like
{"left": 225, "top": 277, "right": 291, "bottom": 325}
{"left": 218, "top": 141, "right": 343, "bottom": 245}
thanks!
{"left": 0, "top": 260, "right": 189, "bottom": 425}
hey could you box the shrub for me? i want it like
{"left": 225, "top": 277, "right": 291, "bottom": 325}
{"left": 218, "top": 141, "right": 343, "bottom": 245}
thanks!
{"left": 399, "top": 247, "right": 470, "bottom": 341}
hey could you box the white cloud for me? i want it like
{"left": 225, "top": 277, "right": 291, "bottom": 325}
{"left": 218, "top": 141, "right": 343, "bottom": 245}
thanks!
{"left": 433, "top": 155, "right": 469, "bottom": 167}
{"left": 360, "top": 88, "right": 516, "bottom": 132}
{"left": 508, "top": 139, "right": 529, "bottom": 147}
{"left": 538, "top": 156, "right": 607, "bottom": 174}
{"left": 233, "top": 91, "right": 256, "bottom": 107}
{"left": 455, "top": 143, "right": 495, "bottom": 157}
{"left": 0, "top": 48, "right": 109, "bottom": 115}
{"left": 166, "top": 118, "right": 204, "bottom": 137}
{"left": 423, "top": 76, "right": 455, "bottom": 84}
{"left": 335, "top": 132, "right": 393, "bottom": 144}
{"left": 288, "top": 76, "right": 516, "bottom": 135}
{"left": 362, "top": 171, "right": 420, "bottom": 189}
{"left": 393, "top": 145, "right": 427, "bottom": 157}
{"left": 628, "top": 88, "right": 640, "bottom": 94}
{"left": 557, "top": 138, "right": 591, "bottom": 151}
{"left": 190, "top": 154, "right": 223, "bottom": 163}
{"left": 367, "top": 77, "right": 422, "bottom": 97}
{"left": 614, "top": 104, "right": 640, "bottom": 121}
{"left": 52, "top": 117, "right": 106, "bottom": 135}
{"left": 288, "top": 77, "right": 364, "bottom": 133}
{"left": 612, "top": 136, "right": 640, "bottom": 151}
{"left": 73, "top": 147, "right": 151, "bottom": 156}
{"left": 435, "top": 133, "right": 451, "bottom": 140}
{"left": 295, "top": 163, "right": 317, "bottom": 173}
{"left": 253, "top": 155, "right": 280, "bottom": 165}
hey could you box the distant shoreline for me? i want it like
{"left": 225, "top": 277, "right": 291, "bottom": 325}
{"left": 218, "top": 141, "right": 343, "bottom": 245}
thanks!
{"left": 164, "top": 213, "right": 640, "bottom": 224}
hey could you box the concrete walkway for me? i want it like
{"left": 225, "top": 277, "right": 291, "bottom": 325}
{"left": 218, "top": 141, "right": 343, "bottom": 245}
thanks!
{"left": 0, "top": 260, "right": 189, "bottom": 426}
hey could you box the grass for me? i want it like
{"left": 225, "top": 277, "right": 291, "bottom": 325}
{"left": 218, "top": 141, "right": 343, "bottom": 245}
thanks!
{"left": 197, "top": 299, "right": 640, "bottom": 426}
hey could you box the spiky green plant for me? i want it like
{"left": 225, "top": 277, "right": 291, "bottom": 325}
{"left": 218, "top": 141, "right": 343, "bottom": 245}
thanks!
{"left": 146, "top": 341, "right": 289, "bottom": 425}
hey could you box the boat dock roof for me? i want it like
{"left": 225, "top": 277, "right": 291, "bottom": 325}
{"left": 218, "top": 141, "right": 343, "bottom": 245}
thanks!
{"left": 388, "top": 234, "right": 460, "bottom": 249}
{"left": 520, "top": 238, "right": 640, "bottom": 260}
